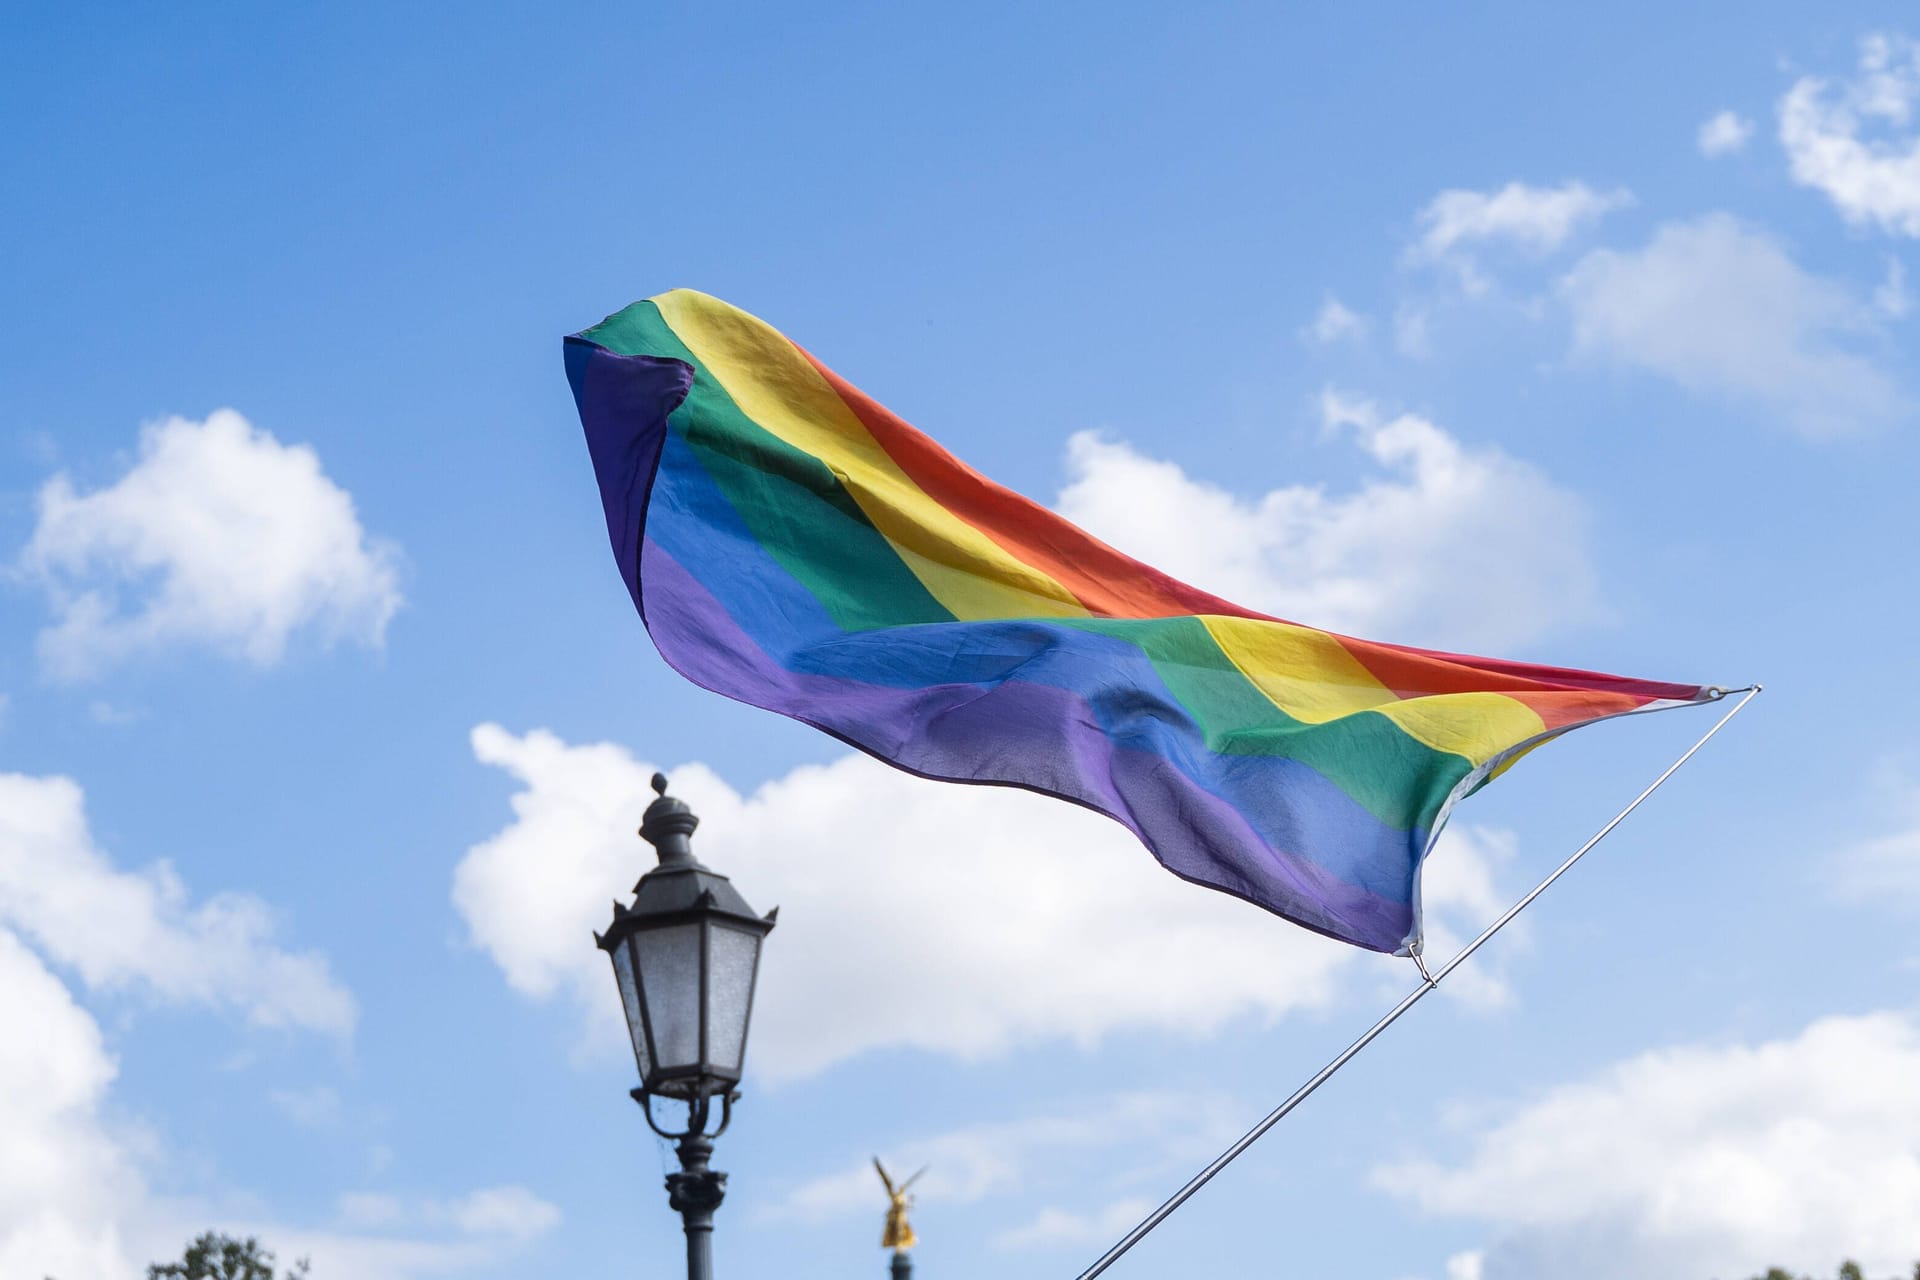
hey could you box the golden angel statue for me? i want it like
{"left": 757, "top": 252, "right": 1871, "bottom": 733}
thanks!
{"left": 873, "top": 1157, "right": 927, "bottom": 1252}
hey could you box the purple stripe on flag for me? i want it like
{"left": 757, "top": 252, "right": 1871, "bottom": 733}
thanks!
{"left": 640, "top": 536, "right": 1412, "bottom": 949}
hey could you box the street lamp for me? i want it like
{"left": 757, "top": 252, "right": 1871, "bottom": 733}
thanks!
{"left": 598, "top": 772, "right": 777, "bottom": 1280}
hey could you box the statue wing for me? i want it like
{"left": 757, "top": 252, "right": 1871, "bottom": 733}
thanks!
{"left": 900, "top": 1165, "right": 929, "bottom": 1193}
{"left": 873, "top": 1157, "right": 897, "bottom": 1197}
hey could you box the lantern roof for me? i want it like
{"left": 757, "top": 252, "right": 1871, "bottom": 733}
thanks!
{"left": 599, "top": 774, "right": 776, "bottom": 943}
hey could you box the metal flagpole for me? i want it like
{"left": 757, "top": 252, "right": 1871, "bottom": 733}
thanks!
{"left": 1074, "top": 684, "right": 1764, "bottom": 1280}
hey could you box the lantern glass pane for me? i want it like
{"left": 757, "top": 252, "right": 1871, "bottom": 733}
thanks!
{"left": 635, "top": 922, "right": 703, "bottom": 1071}
{"left": 705, "top": 924, "right": 761, "bottom": 1074}
{"left": 610, "top": 939, "right": 651, "bottom": 1083}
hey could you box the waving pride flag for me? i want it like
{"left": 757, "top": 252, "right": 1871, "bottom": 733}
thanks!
{"left": 564, "top": 290, "right": 1713, "bottom": 955}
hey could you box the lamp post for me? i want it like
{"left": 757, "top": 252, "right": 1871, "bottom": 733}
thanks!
{"left": 598, "top": 772, "right": 777, "bottom": 1280}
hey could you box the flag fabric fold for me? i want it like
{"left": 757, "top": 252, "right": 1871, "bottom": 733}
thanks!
{"left": 564, "top": 289, "right": 1712, "bottom": 954}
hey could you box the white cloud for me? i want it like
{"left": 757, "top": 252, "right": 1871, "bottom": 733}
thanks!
{"left": 1413, "top": 181, "right": 1630, "bottom": 289}
{"left": 1054, "top": 393, "right": 1599, "bottom": 652}
{"left": 457, "top": 732, "right": 1342, "bottom": 1077}
{"left": 455, "top": 726, "right": 1514, "bottom": 1079}
{"left": 0, "top": 771, "right": 355, "bottom": 1036}
{"left": 1559, "top": 213, "right": 1905, "bottom": 436}
{"left": 1307, "top": 296, "right": 1369, "bottom": 344}
{"left": 0, "top": 798, "right": 550, "bottom": 1280}
{"left": 1779, "top": 34, "right": 1920, "bottom": 235}
{"left": 0, "top": 929, "right": 557, "bottom": 1279}
{"left": 19, "top": 408, "right": 401, "bottom": 680}
{"left": 1375, "top": 1012, "right": 1920, "bottom": 1280}
{"left": 0, "top": 928, "right": 144, "bottom": 1280}
{"left": 1697, "top": 110, "right": 1754, "bottom": 157}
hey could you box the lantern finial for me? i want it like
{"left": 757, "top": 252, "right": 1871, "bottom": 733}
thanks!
{"left": 640, "top": 773, "right": 699, "bottom": 866}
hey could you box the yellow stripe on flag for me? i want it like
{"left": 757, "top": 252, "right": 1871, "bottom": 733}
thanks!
{"left": 657, "top": 290, "right": 1089, "bottom": 622}
{"left": 1202, "top": 616, "right": 1546, "bottom": 762}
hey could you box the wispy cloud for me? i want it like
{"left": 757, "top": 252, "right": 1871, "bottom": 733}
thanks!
{"left": 270, "top": 1085, "right": 344, "bottom": 1130}
{"left": 1559, "top": 213, "right": 1905, "bottom": 436}
{"left": 1411, "top": 181, "right": 1631, "bottom": 290}
{"left": 334, "top": 1186, "right": 561, "bottom": 1242}
{"left": 991, "top": 1197, "right": 1155, "bottom": 1251}
{"left": 1697, "top": 110, "right": 1754, "bottom": 157}
{"left": 765, "top": 1091, "right": 1242, "bottom": 1230}
{"left": 1305, "top": 295, "right": 1369, "bottom": 344}
{"left": 1833, "top": 769, "right": 1920, "bottom": 906}
{"left": 1876, "top": 256, "right": 1910, "bottom": 317}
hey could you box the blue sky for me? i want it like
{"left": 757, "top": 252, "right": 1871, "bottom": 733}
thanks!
{"left": 4, "top": 5, "right": 1919, "bottom": 1279}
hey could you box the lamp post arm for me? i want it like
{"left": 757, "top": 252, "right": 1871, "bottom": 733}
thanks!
{"left": 635, "top": 1089, "right": 735, "bottom": 1280}
{"left": 665, "top": 1130, "right": 726, "bottom": 1280}
{"left": 635, "top": 1090, "right": 734, "bottom": 1142}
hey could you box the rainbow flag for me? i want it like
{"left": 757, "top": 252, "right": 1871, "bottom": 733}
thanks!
{"left": 564, "top": 290, "right": 1712, "bottom": 955}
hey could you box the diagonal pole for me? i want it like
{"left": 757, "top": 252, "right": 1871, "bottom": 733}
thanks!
{"left": 1075, "top": 684, "right": 1764, "bottom": 1280}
